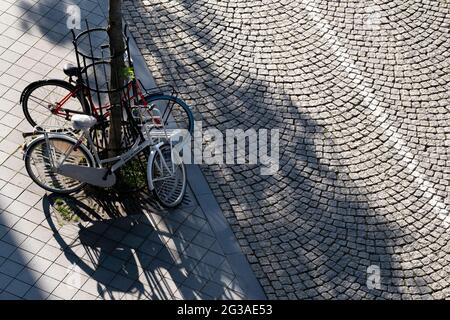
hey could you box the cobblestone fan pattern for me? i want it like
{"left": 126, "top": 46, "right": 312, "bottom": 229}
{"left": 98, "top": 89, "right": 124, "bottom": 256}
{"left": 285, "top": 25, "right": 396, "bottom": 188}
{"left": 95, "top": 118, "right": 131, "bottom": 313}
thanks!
{"left": 124, "top": 0, "right": 450, "bottom": 299}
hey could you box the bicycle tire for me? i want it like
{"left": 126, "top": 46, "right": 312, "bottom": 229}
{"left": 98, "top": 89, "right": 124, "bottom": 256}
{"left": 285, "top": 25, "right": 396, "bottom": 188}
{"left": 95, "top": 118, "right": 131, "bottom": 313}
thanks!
{"left": 143, "top": 94, "right": 194, "bottom": 134}
{"left": 149, "top": 143, "right": 187, "bottom": 208}
{"left": 21, "top": 79, "right": 89, "bottom": 129}
{"left": 24, "top": 135, "right": 94, "bottom": 194}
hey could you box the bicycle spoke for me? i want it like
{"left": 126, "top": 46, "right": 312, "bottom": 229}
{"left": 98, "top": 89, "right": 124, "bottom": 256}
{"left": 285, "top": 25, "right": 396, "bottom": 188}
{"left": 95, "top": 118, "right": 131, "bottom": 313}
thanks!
{"left": 25, "top": 137, "right": 92, "bottom": 193}
{"left": 151, "top": 144, "right": 186, "bottom": 207}
{"left": 23, "top": 81, "right": 85, "bottom": 129}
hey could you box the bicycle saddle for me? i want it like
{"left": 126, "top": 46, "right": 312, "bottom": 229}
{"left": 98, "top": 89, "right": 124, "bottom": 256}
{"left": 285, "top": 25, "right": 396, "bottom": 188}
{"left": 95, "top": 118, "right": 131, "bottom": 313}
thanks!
{"left": 63, "top": 63, "right": 82, "bottom": 77}
{"left": 71, "top": 114, "right": 97, "bottom": 130}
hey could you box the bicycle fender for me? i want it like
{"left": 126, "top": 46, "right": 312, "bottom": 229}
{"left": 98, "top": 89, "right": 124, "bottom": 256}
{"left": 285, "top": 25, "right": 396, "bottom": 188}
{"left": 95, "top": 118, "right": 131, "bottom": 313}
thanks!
{"left": 147, "top": 142, "right": 165, "bottom": 191}
{"left": 20, "top": 79, "right": 77, "bottom": 104}
{"left": 23, "top": 133, "right": 95, "bottom": 167}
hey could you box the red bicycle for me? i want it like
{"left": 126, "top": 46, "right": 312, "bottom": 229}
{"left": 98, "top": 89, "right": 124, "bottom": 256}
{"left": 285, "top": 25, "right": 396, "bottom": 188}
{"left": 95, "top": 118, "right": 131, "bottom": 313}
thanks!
{"left": 20, "top": 63, "right": 194, "bottom": 134}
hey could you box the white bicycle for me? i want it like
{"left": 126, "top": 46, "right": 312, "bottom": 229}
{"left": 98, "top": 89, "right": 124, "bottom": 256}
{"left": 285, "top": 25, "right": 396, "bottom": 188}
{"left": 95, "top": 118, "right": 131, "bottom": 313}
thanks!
{"left": 23, "top": 108, "right": 187, "bottom": 208}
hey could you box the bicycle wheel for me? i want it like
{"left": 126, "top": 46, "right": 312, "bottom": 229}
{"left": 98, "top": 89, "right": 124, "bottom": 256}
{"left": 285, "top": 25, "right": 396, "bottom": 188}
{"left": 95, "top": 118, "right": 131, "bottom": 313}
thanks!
{"left": 21, "top": 79, "right": 89, "bottom": 129}
{"left": 24, "top": 135, "right": 94, "bottom": 194}
{"left": 149, "top": 143, "right": 186, "bottom": 208}
{"left": 144, "top": 94, "right": 194, "bottom": 134}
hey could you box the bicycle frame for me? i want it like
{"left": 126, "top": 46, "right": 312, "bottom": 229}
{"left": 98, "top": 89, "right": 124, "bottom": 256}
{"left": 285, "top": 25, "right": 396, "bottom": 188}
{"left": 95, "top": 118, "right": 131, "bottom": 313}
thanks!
{"left": 39, "top": 127, "right": 176, "bottom": 188}
{"left": 52, "top": 79, "right": 149, "bottom": 121}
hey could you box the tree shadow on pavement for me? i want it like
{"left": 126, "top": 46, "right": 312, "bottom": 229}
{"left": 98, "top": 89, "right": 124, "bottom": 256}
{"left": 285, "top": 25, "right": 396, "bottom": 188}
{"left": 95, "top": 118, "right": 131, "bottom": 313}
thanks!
{"left": 41, "top": 186, "right": 231, "bottom": 300}
{"left": 17, "top": 0, "right": 108, "bottom": 46}
{"left": 15, "top": 0, "right": 237, "bottom": 300}
{"left": 13, "top": 0, "right": 436, "bottom": 299}
{"left": 122, "top": 1, "right": 436, "bottom": 299}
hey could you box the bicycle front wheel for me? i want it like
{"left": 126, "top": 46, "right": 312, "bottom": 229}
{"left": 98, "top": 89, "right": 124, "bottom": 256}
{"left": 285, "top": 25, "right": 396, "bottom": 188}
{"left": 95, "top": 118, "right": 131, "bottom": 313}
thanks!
{"left": 149, "top": 143, "right": 187, "bottom": 208}
{"left": 144, "top": 94, "right": 194, "bottom": 134}
{"left": 24, "top": 136, "right": 94, "bottom": 194}
{"left": 22, "top": 79, "right": 88, "bottom": 129}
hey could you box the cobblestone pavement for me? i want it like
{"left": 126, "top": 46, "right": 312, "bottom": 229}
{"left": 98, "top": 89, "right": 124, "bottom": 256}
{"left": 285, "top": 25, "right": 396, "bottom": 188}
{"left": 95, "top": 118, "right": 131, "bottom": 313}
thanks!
{"left": 124, "top": 0, "right": 450, "bottom": 299}
{"left": 0, "top": 0, "right": 258, "bottom": 300}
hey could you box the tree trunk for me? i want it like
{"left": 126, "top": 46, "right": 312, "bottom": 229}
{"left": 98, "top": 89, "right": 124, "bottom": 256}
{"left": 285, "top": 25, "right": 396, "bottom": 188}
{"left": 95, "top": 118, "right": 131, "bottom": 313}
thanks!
{"left": 107, "top": 0, "right": 125, "bottom": 157}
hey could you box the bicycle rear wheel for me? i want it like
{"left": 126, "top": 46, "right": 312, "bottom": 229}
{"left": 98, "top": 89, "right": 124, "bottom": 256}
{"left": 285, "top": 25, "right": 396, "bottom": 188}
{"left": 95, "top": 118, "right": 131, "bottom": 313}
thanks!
{"left": 22, "top": 79, "right": 89, "bottom": 129}
{"left": 24, "top": 135, "right": 94, "bottom": 194}
{"left": 149, "top": 143, "right": 186, "bottom": 208}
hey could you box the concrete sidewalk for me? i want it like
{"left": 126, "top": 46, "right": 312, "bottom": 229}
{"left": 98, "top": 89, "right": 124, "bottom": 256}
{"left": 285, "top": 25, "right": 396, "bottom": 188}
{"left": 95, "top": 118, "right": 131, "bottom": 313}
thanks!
{"left": 0, "top": 0, "right": 264, "bottom": 300}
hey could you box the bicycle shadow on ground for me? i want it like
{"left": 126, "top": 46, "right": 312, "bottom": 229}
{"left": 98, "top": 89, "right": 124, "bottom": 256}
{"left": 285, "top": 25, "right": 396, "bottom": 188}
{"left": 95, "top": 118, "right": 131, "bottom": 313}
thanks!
{"left": 41, "top": 186, "right": 233, "bottom": 300}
